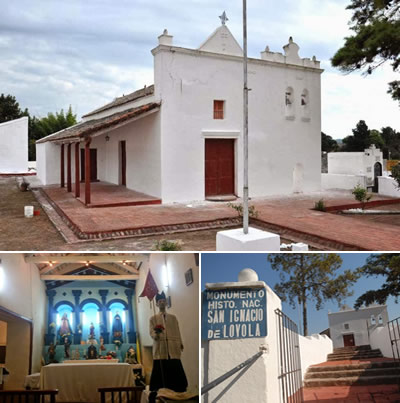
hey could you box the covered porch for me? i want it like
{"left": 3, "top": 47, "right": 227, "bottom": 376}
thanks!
{"left": 36, "top": 102, "right": 161, "bottom": 207}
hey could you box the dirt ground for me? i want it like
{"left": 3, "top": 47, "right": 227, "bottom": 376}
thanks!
{"left": 338, "top": 203, "right": 400, "bottom": 227}
{"left": 0, "top": 177, "right": 302, "bottom": 251}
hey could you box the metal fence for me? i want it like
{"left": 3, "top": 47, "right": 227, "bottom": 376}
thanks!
{"left": 275, "top": 308, "right": 304, "bottom": 403}
{"left": 388, "top": 316, "right": 400, "bottom": 386}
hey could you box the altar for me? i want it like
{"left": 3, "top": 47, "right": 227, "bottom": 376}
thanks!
{"left": 40, "top": 362, "right": 134, "bottom": 402}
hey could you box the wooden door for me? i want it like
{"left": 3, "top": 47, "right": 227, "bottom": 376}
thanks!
{"left": 343, "top": 334, "right": 355, "bottom": 347}
{"left": 205, "top": 139, "right": 234, "bottom": 197}
{"left": 80, "top": 149, "right": 98, "bottom": 182}
{"left": 373, "top": 162, "right": 382, "bottom": 192}
{"left": 120, "top": 141, "right": 126, "bottom": 186}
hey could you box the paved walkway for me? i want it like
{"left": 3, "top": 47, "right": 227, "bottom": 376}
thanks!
{"left": 36, "top": 185, "right": 400, "bottom": 249}
{"left": 304, "top": 384, "right": 400, "bottom": 402}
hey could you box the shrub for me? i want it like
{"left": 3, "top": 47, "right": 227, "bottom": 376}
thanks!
{"left": 152, "top": 239, "right": 182, "bottom": 251}
{"left": 352, "top": 184, "right": 372, "bottom": 209}
{"left": 227, "top": 202, "right": 259, "bottom": 218}
{"left": 391, "top": 164, "right": 400, "bottom": 189}
{"left": 314, "top": 199, "right": 326, "bottom": 211}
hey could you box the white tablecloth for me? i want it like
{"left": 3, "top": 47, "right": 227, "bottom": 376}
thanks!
{"left": 40, "top": 363, "right": 134, "bottom": 402}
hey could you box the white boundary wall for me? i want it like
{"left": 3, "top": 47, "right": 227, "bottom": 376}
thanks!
{"left": 321, "top": 173, "right": 367, "bottom": 190}
{"left": 370, "top": 326, "right": 397, "bottom": 359}
{"left": 378, "top": 176, "right": 400, "bottom": 198}
{"left": 0, "top": 117, "right": 29, "bottom": 173}
{"left": 299, "top": 333, "right": 332, "bottom": 380}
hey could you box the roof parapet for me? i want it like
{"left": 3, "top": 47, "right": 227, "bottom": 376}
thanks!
{"left": 158, "top": 29, "right": 173, "bottom": 46}
{"left": 260, "top": 37, "right": 320, "bottom": 68}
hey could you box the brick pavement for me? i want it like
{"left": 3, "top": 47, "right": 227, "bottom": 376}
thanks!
{"left": 38, "top": 186, "right": 400, "bottom": 249}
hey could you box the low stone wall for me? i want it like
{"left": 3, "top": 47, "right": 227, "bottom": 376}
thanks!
{"left": 378, "top": 176, "right": 400, "bottom": 198}
{"left": 299, "top": 333, "right": 333, "bottom": 380}
{"left": 321, "top": 173, "right": 366, "bottom": 190}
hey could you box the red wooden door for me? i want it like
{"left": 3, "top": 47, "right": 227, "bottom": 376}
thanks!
{"left": 343, "top": 334, "right": 355, "bottom": 347}
{"left": 205, "top": 139, "right": 234, "bottom": 197}
{"left": 80, "top": 149, "right": 98, "bottom": 182}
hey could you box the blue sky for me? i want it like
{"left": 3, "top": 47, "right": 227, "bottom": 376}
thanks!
{"left": 0, "top": 0, "right": 398, "bottom": 138}
{"left": 201, "top": 253, "right": 400, "bottom": 335}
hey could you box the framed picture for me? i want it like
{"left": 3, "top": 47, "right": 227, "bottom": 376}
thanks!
{"left": 185, "top": 268, "right": 193, "bottom": 286}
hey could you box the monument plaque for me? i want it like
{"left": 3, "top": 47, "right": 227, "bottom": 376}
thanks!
{"left": 202, "top": 288, "right": 267, "bottom": 340}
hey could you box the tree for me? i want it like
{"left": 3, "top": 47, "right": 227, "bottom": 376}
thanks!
{"left": 331, "top": 0, "right": 400, "bottom": 105}
{"left": 0, "top": 94, "right": 29, "bottom": 123}
{"left": 342, "top": 120, "right": 371, "bottom": 151}
{"left": 268, "top": 254, "right": 358, "bottom": 336}
{"left": 321, "top": 131, "right": 339, "bottom": 152}
{"left": 29, "top": 106, "right": 77, "bottom": 160}
{"left": 369, "top": 129, "right": 384, "bottom": 148}
{"left": 381, "top": 126, "right": 400, "bottom": 158}
{"left": 354, "top": 254, "right": 400, "bottom": 308}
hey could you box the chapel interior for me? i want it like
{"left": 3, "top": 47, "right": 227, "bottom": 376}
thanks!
{"left": 0, "top": 253, "right": 199, "bottom": 402}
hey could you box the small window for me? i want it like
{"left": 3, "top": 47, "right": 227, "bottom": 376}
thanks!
{"left": 344, "top": 323, "right": 349, "bottom": 330}
{"left": 371, "top": 315, "right": 376, "bottom": 325}
{"left": 213, "top": 100, "right": 224, "bottom": 119}
{"left": 378, "top": 314, "right": 383, "bottom": 324}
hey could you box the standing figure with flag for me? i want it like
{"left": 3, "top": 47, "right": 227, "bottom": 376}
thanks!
{"left": 149, "top": 292, "right": 188, "bottom": 397}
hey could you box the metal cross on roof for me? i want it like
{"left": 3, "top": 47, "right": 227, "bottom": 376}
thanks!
{"left": 219, "top": 11, "right": 229, "bottom": 25}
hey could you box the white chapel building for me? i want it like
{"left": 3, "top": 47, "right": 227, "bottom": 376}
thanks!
{"left": 36, "top": 19, "right": 323, "bottom": 204}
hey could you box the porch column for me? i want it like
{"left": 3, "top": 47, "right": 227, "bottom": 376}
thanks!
{"left": 60, "top": 144, "right": 65, "bottom": 188}
{"left": 75, "top": 142, "right": 80, "bottom": 198}
{"left": 124, "top": 289, "right": 136, "bottom": 343}
{"left": 85, "top": 139, "right": 91, "bottom": 205}
{"left": 67, "top": 143, "right": 72, "bottom": 192}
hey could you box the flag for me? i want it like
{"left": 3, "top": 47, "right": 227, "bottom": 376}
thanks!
{"left": 139, "top": 269, "right": 159, "bottom": 301}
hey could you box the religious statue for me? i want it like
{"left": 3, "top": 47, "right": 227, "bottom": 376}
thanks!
{"left": 99, "top": 336, "right": 106, "bottom": 351}
{"left": 64, "top": 337, "right": 71, "bottom": 359}
{"left": 112, "top": 312, "right": 123, "bottom": 344}
{"left": 87, "top": 344, "right": 98, "bottom": 360}
{"left": 59, "top": 313, "right": 72, "bottom": 342}
{"left": 47, "top": 343, "right": 57, "bottom": 364}
{"left": 149, "top": 292, "right": 187, "bottom": 400}
{"left": 89, "top": 322, "right": 95, "bottom": 340}
{"left": 125, "top": 345, "right": 138, "bottom": 364}
{"left": 74, "top": 348, "right": 80, "bottom": 360}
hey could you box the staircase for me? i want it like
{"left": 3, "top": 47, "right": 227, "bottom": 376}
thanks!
{"left": 304, "top": 345, "right": 400, "bottom": 387}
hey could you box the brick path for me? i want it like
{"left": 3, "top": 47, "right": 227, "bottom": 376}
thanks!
{"left": 303, "top": 384, "right": 400, "bottom": 402}
{"left": 38, "top": 186, "right": 400, "bottom": 249}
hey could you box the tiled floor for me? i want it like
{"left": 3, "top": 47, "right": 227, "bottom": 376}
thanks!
{"left": 40, "top": 186, "right": 400, "bottom": 249}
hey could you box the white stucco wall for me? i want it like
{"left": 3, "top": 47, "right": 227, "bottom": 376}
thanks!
{"left": 321, "top": 173, "right": 367, "bottom": 190}
{"left": 378, "top": 176, "right": 400, "bottom": 198}
{"left": 153, "top": 38, "right": 322, "bottom": 203}
{"left": 328, "top": 146, "right": 383, "bottom": 188}
{"left": 36, "top": 142, "right": 61, "bottom": 185}
{"left": 370, "top": 325, "right": 395, "bottom": 359}
{"left": 93, "top": 112, "right": 161, "bottom": 198}
{"left": 299, "top": 333, "right": 332, "bottom": 379}
{"left": 202, "top": 281, "right": 282, "bottom": 403}
{"left": 0, "top": 254, "right": 47, "bottom": 378}
{"left": 135, "top": 254, "right": 199, "bottom": 391}
{"left": 328, "top": 305, "right": 389, "bottom": 349}
{"left": 0, "top": 117, "right": 29, "bottom": 173}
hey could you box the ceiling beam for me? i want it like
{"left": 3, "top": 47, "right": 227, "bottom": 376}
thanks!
{"left": 41, "top": 275, "right": 138, "bottom": 281}
{"left": 113, "top": 263, "right": 139, "bottom": 274}
{"left": 26, "top": 255, "right": 148, "bottom": 264}
{"left": 40, "top": 263, "right": 64, "bottom": 275}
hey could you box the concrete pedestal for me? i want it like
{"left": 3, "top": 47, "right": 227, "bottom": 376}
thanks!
{"left": 216, "top": 227, "right": 280, "bottom": 251}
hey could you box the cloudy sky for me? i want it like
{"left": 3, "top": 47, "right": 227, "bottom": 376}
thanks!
{"left": 1, "top": 0, "right": 399, "bottom": 138}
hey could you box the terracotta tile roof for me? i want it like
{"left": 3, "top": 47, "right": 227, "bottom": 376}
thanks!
{"left": 82, "top": 84, "right": 155, "bottom": 118}
{"left": 36, "top": 102, "right": 160, "bottom": 144}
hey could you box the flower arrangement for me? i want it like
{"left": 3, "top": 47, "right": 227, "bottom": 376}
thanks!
{"left": 154, "top": 324, "right": 164, "bottom": 334}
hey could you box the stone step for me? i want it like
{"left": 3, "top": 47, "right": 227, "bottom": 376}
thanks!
{"left": 333, "top": 345, "right": 371, "bottom": 352}
{"left": 304, "top": 374, "right": 400, "bottom": 387}
{"left": 307, "top": 361, "right": 399, "bottom": 373}
{"left": 305, "top": 366, "right": 399, "bottom": 379}
{"left": 327, "top": 354, "right": 383, "bottom": 361}
{"left": 328, "top": 350, "right": 383, "bottom": 360}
